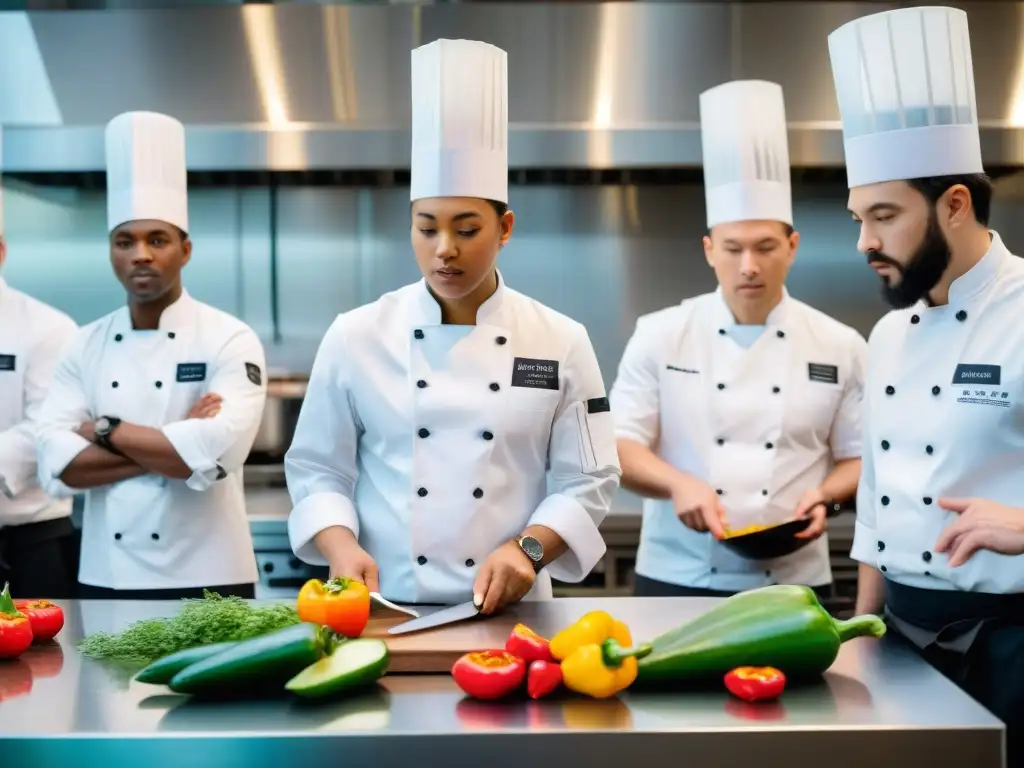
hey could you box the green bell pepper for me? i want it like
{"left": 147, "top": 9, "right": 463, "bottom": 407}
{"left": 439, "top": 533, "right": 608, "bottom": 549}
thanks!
{"left": 636, "top": 584, "right": 886, "bottom": 684}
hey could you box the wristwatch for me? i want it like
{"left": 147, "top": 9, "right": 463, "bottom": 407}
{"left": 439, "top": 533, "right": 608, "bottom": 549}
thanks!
{"left": 94, "top": 416, "right": 122, "bottom": 454}
{"left": 516, "top": 535, "right": 544, "bottom": 572}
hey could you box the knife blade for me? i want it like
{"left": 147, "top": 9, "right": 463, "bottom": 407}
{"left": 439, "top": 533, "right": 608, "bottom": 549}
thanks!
{"left": 386, "top": 600, "right": 481, "bottom": 635}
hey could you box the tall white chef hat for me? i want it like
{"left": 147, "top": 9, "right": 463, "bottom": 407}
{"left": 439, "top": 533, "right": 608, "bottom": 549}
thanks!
{"left": 828, "top": 6, "right": 982, "bottom": 188}
{"left": 410, "top": 38, "right": 508, "bottom": 204}
{"left": 105, "top": 111, "right": 189, "bottom": 233}
{"left": 699, "top": 80, "right": 792, "bottom": 229}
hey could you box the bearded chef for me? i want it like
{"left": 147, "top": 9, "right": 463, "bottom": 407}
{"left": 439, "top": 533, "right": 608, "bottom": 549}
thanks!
{"left": 35, "top": 111, "right": 267, "bottom": 600}
{"left": 0, "top": 127, "right": 80, "bottom": 598}
{"left": 609, "top": 79, "right": 867, "bottom": 599}
{"left": 829, "top": 6, "right": 1024, "bottom": 763}
{"left": 285, "top": 38, "right": 620, "bottom": 614}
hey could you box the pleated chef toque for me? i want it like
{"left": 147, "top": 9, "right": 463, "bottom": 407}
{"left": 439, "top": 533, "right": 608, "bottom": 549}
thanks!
{"left": 410, "top": 38, "right": 508, "bottom": 204}
{"left": 699, "top": 80, "right": 792, "bottom": 229}
{"left": 828, "top": 6, "right": 982, "bottom": 188}
{"left": 105, "top": 111, "right": 189, "bottom": 233}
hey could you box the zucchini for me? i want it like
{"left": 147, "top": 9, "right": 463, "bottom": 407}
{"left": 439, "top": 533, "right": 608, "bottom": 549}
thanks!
{"left": 135, "top": 641, "right": 237, "bottom": 684}
{"left": 168, "top": 622, "right": 329, "bottom": 697}
{"left": 285, "top": 638, "right": 390, "bottom": 700}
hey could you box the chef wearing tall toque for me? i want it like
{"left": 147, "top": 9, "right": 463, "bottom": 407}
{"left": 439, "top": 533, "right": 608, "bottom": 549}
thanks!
{"left": 609, "top": 80, "right": 867, "bottom": 599}
{"left": 830, "top": 6, "right": 1024, "bottom": 762}
{"left": 35, "top": 111, "right": 267, "bottom": 599}
{"left": 0, "top": 126, "right": 80, "bottom": 598}
{"left": 285, "top": 39, "right": 620, "bottom": 614}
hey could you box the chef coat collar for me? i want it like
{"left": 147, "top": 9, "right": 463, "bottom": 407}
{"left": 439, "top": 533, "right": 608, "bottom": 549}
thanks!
{"left": 940, "top": 230, "right": 1008, "bottom": 309}
{"left": 711, "top": 285, "right": 791, "bottom": 331}
{"left": 111, "top": 288, "right": 195, "bottom": 337}
{"left": 414, "top": 268, "right": 507, "bottom": 326}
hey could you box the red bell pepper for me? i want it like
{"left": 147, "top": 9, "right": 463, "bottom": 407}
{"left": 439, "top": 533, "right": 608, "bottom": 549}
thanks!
{"left": 526, "top": 659, "right": 562, "bottom": 699}
{"left": 0, "top": 583, "right": 33, "bottom": 659}
{"left": 724, "top": 666, "right": 786, "bottom": 702}
{"left": 505, "top": 623, "right": 554, "bottom": 663}
{"left": 14, "top": 599, "right": 64, "bottom": 643}
{"left": 451, "top": 650, "right": 526, "bottom": 700}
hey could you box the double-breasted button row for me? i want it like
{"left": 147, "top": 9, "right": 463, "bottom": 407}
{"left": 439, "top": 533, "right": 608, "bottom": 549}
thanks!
{"left": 415, "top": 555, "right": 477, "bottom": 568}
{"left": 417, "top": 427, "right": 493, "bottom": 441}
{"left": 413, "top": 329, "right": 508, "bottom": 346}
{"left": 415, "top": 487, "right": 485, "bottom": 499}
{"left": 110, "top": 380, "right": 165, "bottom": 388}
{"left": 909, "top": 311, "right": 967, "bottom": 323}
{"left": 113, "top": 532, "right": 159, "bottom": 541}
{"left": 114, "top": 331, "right": 176, "bottom": 342}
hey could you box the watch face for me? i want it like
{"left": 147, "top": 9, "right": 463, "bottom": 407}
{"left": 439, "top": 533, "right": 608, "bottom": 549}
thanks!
{"left": 95, "top": 417, "right": 110, "bottom": 434}
{"left": 520, "top": 536, "right": 543, "bottom": 562}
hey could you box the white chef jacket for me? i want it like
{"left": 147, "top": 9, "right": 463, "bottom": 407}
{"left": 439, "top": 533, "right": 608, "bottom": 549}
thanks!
{"left": 286, "top": 271, "right": 620, "bottom": 604}
{"left": 611, "top": 288, "right": 866, "bottom": 592}
{"left": 35, "top": 290, "right": 267, "bottom": 590}
{"left": 852, "top": 230, "right": 1024, "bottom": 594}
{"left": 0, "top": 279, "right": 78, "bottom": 528}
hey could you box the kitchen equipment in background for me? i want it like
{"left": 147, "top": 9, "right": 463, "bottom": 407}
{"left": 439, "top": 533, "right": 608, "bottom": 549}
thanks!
{"left": 387, "top": 601, "right": 481, "bottom": 635}
{"left": 249, "top": 378, "right": 306, "bottom": 463}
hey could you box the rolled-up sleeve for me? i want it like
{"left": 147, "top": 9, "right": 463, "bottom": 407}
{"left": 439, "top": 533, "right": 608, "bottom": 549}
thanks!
{"left": 161, "top": 328, "right": 267, "bottom": 492}
{"left": 850, "top": 337, "right": 878, "bottom": 568}
{"left": 830, "top": 330, "right": 868, "bottom": 461}
{"left": 0, "top": 311, "right": 78, "bottom": 499}
{"left": 284, "top": 320, "right": 362, "bottom": 565}
{"left": 35, "top": 333, "right": 93, "bottom": 499}
{"left": 531, "top": 323, "right": 621, "bottom": 583}
{"left": 608, "top": 315, "right": 663, "bottom": 448}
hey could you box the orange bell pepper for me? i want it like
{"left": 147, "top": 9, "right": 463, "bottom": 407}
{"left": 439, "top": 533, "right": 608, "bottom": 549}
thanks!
{"left": 296, "top": 577, "right": 371, "bottom": 638}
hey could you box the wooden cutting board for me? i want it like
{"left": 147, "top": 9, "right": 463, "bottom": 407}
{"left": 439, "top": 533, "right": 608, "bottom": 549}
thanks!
{"left": 362, "top": 613, "right": 519, "bottom": 673}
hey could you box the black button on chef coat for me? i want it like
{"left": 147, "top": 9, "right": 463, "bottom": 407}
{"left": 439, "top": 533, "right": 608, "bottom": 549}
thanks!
{"left": 168, "top": 332, "right": 176, "bottom": 339}
{"left": 490, "top": 383, "right": 500, "bottom": 391}
{"left": 151, "top": 533, "right": 160, "bottom": 541}
{"left": 718, "top": 328, "right": 726, "bottom": 336}
{"left": 932, "top": 385, "right": 941, "bottom": 395}
{"left": 880, "top": 565, "right": 888, "bottom": 572}
{"left": 911, "top": 315, "right": 920, "bottom": 324}
{"left": 482, "top": 431, "right": 493, "bottom": 441}
{"left": 414, "top": 329, "right": 424, "bottom": 339}
{"left": 418, "top": 428, "right": 429, "bottom": 438}
{"left": 881, "top": 495, "right": 890, "bottom": 505}
{"left": 473, "top": 488, "right": 484, "bottom": 499}
{"left": 417, "top": 379, "right": 427, "bottom": 388}
{"left": 885, "top": 385, "right": 895, "bottom": 395}
{"left": 155, "top": 381, "right": 163, "bottom": 389}
{"left": 776, "top": 330, "right": 785, "bottom": 338}
{"left": 926, "top": 445, "right": 934, "bottom": 455}
{"left": 956, "top": 310, "right": 968, "bottom": 322}
{"left": 716, "top": 438, "right": 725, "bottom": 445}
{"left": 417, "top": 487, "right": 428, "bottom": 497}
{"left": 761, "top": 489, "right": 768, "bottom": 496}
{"left": 465, "top": 559, "right": 475, "bottom": 567}
{"left": 765, "top": 442, "right": 774, "bottom": 450}
{"left": 923, "top": 496, "right": 933, "bottom": 505}
{"left": 881, "top": 440, "right": 890, "bottom": 450}
{"left": 417, "top": 555, "right": 427, "bottom": 565}
{"left": 716, "top": 488, "right": 723, "bottom": 495}
{"left": 772, "top": 386, "right": 780, "bottom": 394}
{"left": 496, "top": 336, "right": 507, "bottom": 345}
{"left": 114, "top": 533, "right": 122, "bottom": 540}
{"left": 717, "top": 383, "right": 725, "bottom": 390}
{"left": 877, "top": 541, "right": 885, "bottom": 551}
{"left": 922, "top": 551, "right": 932, "bottom": 562}
{"left": 112, "top": 381, "right": 119, "bottom": 388}
{"left": 114, "top": 334, "right": 123, "bottom": 342}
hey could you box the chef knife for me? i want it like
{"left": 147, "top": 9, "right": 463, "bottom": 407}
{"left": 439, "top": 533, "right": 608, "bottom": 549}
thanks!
{"left": 386, "top": 599, "right": 480, "bottom": 635}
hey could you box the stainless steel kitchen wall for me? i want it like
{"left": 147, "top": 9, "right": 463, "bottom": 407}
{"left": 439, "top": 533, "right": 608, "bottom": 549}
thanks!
{"left": 6, "top": 174, "right": 1024, "bottom": 380}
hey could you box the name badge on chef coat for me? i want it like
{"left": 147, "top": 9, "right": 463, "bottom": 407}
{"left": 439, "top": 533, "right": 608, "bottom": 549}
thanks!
{"left": 512, "top": 357, "right": 560, "bottom": 390}
{"left": 176, "top": 363, "right": 207, "bottom": 383}
{"left": 952, "top": 364, "right": 1001, "bottom": 385}
{"left": 0, "top": 355, "right": 15, "bottom": 372}
{"left": 808, "top": 363, "right": 839, "bottom": 385}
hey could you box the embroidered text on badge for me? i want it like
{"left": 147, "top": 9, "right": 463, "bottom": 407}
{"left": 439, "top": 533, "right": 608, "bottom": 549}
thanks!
{"left": 511, "top": 357, "right": 559, "bottom": 390}
{"left": 808, "top": 363, "right": 839, "bottom": 384}
{"left": 176, "top": 363, "right": 207, "bottom": 383}
{"left": 245, "top": 362, "right": 263, "bottom": 386}
{"left": 587, "top": 397, "right": 611, "bottom": 414}
{"left": 0, "top": 355, "right": 16, "bottom": 372}
{"left": 952, "top": 364, "right": 1001, "bottom": 386}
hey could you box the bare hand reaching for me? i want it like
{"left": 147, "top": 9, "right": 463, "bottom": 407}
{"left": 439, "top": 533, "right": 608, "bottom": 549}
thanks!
{"left": 671, "top": 475, "right": 727, "bottom": 539}
{"left": 329, "top": 543, "right": 380, "bottom": 593}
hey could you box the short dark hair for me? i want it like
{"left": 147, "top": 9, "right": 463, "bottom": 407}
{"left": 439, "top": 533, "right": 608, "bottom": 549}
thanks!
{"left": 905, "top": 173, "right": 993, "bottom": 226}
{"left": 486, "top": 199, "right": 509, "bottom": 218}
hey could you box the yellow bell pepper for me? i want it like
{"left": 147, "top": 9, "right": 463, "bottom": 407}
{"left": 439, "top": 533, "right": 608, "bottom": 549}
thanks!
{"left": 550, "top": 611, "right": 652, "bottom": 699}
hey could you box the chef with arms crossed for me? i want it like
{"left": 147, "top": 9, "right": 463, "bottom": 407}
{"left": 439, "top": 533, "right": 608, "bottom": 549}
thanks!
{"left": 829, "top": 6, "right": 1024, "bottom": 762}
{"left": 609, "top": 80, "right": 867, "bottom": 599}
{"left": 0, "top": 128, "right": 80, "bottom": 598}
{"left": 35, "top": 111, "right": 268, "bottom": 600}
{"left": 285, "top": 38, "right": 620, "bottom": 615}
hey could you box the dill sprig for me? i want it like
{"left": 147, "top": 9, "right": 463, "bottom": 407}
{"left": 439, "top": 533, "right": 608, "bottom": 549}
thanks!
{"left": 78, "top": 590, "right": 301, "bottom": 664}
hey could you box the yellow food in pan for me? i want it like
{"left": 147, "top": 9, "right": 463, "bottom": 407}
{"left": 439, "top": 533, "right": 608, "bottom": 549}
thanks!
{"left": 721, "top": 523, "right": 778, "bottom": 539}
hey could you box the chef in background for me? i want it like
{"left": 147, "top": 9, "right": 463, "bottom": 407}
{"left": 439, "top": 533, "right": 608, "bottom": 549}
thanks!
{"left": 285, "top": 38, "right": 620, "bottom": 614}
{"left": 830, "top": 6, "right": 1024, "bottom": 762}
{"left": 0, "top": 127, "right": 80, "bottom": 598}
{"left": 609, "top": 80, "right": 866, "bottom": 599}
{"left": 35, "top": 111, "right": 267, "bottom": 600}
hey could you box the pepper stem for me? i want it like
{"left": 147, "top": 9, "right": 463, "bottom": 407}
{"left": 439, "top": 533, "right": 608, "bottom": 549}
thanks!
{"left": 323, "top": 577, "right": 352, "bottom": 594}
{"left": 834, "top": 614, "right": 887, "bottom": 643}
{"left": 602, "top": 638, "right": 654, "bottom": 668}
{"left": 0, "top": 582, "right": 19, "bottom": 616}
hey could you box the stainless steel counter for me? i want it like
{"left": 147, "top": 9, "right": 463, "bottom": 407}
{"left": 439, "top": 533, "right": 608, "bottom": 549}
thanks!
{"left": 0, "top": 598, "right": 1005, "bottom": 767}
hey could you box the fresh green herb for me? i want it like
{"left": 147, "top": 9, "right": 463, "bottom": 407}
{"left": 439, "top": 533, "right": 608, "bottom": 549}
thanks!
{"left": 78, "top": 591, "right": 301, "bottom": 664}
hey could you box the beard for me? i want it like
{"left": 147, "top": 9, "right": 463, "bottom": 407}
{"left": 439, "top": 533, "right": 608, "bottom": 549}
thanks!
{"left": 866, "top": 212, "right": 951, "bottom": 309}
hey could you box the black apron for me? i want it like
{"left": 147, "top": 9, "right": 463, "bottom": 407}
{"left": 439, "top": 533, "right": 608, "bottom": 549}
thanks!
{"left": 885, "top": 578, "right": 1024, "bottom": 767}
{"left": 0, "top": 516, "right": 79, "bottom": 599}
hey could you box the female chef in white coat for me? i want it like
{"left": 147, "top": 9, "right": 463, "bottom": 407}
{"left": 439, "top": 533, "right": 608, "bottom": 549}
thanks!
{"left": 285, "top": 39, "right": 620, "bottom": 614}
{"left": 35, "top": 111, "right": 267, "bottom": 600}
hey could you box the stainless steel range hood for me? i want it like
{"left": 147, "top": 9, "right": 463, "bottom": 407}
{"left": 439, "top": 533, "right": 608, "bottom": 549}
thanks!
{"left": 3, "top": 1, "right": 1024, "bottom": 174}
